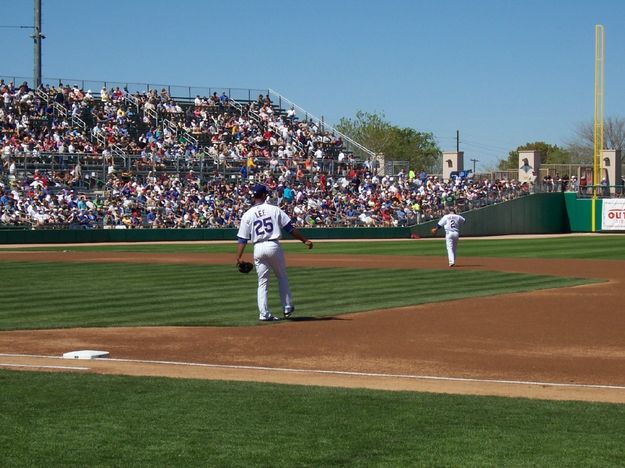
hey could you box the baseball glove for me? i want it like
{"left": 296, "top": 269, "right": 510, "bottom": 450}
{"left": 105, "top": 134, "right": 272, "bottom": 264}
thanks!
{"left": 237, "top": 261, "right": 254, "bottom": 274}
{"left": 430, "top": 227, "right": 438, "bottom": 235}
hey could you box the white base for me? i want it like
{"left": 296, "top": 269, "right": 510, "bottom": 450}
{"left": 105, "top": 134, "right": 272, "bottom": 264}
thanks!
{"left": 62, "top": 350, "right": 110, "bottom": 360}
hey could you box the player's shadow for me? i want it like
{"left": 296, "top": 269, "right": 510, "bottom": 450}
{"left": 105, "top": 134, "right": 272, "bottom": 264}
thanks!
{"left": 288, "top": 316, "right": 348, "bottom": 322}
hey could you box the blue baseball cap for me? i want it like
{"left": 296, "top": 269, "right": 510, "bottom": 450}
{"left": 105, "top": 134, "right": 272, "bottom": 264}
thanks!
{"left": 252, "top": 184, "right": 269, "bottom": 197}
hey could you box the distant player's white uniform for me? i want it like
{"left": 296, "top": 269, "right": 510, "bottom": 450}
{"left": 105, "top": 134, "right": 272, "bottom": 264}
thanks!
{"left": 437, "top": 213, "right": 465, "bottom": 266}
{"left": 237, "top": 201, "right": 295, "bottom": 319}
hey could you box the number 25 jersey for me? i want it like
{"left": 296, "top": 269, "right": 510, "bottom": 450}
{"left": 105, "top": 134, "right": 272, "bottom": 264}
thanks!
{"left": 237, "top": 202, "right": 293, "bottom": 243}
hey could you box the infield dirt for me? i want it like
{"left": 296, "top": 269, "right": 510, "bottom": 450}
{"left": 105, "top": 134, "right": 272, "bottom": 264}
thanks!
{"left": 1, "top": 250, "right": 624, "bottom": 403}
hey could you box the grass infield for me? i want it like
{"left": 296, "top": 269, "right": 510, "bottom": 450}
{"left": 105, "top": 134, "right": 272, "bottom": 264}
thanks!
{"left": 0, "top": 261, "right": 595, "bottom": 330}
{"left": 1, "top": 370, "right": 625, "bottom": 467}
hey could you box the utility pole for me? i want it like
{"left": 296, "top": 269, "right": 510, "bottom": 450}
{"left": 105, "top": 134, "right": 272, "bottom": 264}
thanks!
{"left": 32, "top": 0, "right": 44, "bottom": 88}
{"left": 456, "top": 130, "right": 460, "bottom": 153}
{"left": 470, "top": 158, "right": 479, "bottom": 174}
{"left": 0, "top": 1, "right": 43, "bottom": 87}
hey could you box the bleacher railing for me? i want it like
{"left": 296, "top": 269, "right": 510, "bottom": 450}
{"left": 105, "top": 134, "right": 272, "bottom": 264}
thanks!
{"left": 1, "top": 74, "right": 268, "bottom": 102}
{"left": 268, "top": 88, "right": 377, "bottom": 160}
{"left": 576, "top": 185, "right": 625, "bottom": 198}
{"left": 3, "top": 150, "right": 360, "bottom": 191}
{"left": 4, "top": 75, "right": 377, "bottom": 161}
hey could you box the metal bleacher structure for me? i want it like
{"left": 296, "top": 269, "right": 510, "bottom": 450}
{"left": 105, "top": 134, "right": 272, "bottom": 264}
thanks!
{"left": 4, "top": 76, "right": 375, "bottom": 194}
{"left": 8, "top": 76, "right": 620, "bottom": 194}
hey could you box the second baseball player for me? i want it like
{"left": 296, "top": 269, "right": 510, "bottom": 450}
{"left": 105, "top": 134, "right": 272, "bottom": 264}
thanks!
{"left": 432, "top": 207, "right": 466, "bottom": 267}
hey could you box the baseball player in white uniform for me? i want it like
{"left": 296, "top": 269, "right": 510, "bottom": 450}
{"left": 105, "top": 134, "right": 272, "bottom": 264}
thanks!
{"left": 236, "top": 184, "right": 313, "bottom": 321}
{"left": 432, "top": 207, "right": 465, "bottom": 267}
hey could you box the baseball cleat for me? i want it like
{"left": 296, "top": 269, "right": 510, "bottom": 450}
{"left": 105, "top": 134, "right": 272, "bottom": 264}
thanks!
{"left": 259, "top": 314, "right": 280, "bottom": 321}
{"left": 283, "top": 306, "right": 295, "bottom": 319}
{"left": 449, "top": 263, "right": 455, "bottom": 267}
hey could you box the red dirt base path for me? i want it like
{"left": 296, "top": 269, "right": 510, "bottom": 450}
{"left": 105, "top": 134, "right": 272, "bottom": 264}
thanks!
{"left": 1, "top": 249, "right": 625, "bottom": 403}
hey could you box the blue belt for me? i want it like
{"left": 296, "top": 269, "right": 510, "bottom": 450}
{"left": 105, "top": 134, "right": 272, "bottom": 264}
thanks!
{"left": 254, "top": 239, "right": 278, "bottom": 245}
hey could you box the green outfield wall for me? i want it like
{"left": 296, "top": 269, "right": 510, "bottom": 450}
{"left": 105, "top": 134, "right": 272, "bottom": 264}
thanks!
{"left": 412, "top": 193, "right": 570, "bottom": 237}
{"left": 0, "top": 226, "right": 412, "bottom": 244}
{"left": 563, "top": 192, "right": 601, "bottom": 232}
{"left": 0, "top": 193, "right": 616, "bottom": 244}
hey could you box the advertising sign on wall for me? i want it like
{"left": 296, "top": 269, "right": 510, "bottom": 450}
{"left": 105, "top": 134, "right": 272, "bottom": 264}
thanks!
{"left": 602, "top": 199, "right": 625, "bottom": 231}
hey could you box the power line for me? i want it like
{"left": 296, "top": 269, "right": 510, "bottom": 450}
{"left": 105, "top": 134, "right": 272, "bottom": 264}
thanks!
{"left": 460, "top": 139, "right": 511, "bottom": 152}
{"left": 470, "top": 158, "right": 479, "bottom": 173}
{"left": 435, "top": 135, "right": 511, "bottom": 153}
{"left": 464, "top": 144, "right": 508, "bottom": 156}
{"left": 1, "top": 1, "right": 43, "bottom": 88}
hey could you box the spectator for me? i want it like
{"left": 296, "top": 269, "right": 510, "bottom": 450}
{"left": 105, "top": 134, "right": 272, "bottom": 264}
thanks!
{"left": 1, "top": 79, "right": 537, "bottom": 230}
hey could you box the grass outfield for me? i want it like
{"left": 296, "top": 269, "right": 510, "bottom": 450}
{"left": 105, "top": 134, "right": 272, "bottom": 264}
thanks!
{"left": 0, "top": 261, "right": 595, "bottom": 330}
{"left": 5, "top": 234, "right": 625, "bottom": 259}
{"left": 1, "top": 370, "right": 625, "bottom": 467}
{"left": 1, "top": 237, "right": 623, "bottom": 466}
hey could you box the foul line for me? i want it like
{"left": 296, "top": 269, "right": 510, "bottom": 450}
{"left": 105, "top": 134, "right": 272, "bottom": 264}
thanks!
{"left": 1, "top": 353, "right": 624, "bottom": 391}
{"left": 0, "top": 362, "right": 89, "bottom": 370}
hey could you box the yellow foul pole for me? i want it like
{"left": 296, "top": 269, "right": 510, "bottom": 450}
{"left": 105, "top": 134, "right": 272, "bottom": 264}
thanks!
{"left": 592, "top": 24, "right": 605, "bottom": 232}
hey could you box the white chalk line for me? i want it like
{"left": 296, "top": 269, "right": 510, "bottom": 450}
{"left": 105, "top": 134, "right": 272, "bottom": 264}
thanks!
{"left": 1, "top": 353, "right": 624, "bottom": 391}
{"left": 0, "top": 362, "right": 89, "bottom": 370}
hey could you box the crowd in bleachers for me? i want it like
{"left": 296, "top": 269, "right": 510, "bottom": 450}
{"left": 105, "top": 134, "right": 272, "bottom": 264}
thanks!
{"left": 1, "top": 78, "right": 531, "bottom": 229}
{"left": 2, "top": 78, "right": 350, "bottom": 176}
{"left": 0, "top": 167, "right": 529, "bottom": 229}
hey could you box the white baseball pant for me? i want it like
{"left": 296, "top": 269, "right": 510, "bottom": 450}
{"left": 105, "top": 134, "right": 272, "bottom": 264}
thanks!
{"left": 253, "top": 240, "right": 293, "bottom": 317}
{"left": 445, "top": 232, "right": 459, "bottom": 266}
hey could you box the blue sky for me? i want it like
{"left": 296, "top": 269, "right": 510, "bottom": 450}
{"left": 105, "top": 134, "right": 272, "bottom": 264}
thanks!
{"left": 3, "top": 0, "right": 625, "bottom": 170}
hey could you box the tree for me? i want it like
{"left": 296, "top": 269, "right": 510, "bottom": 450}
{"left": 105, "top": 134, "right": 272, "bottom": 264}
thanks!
{"left": 386, "top": 127, "right": 441, "bottom": 173}
{"left": 334, "top": 111, "right": 392, "bottom": 155}
{"left": 566, "top": 116, "right": 625, "bottom": 163}
{"left": 335, "top": 111, "right": 442, "bottom": 172}
{"left": 498, "top": 141, "right": 570, "bottom": 170}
